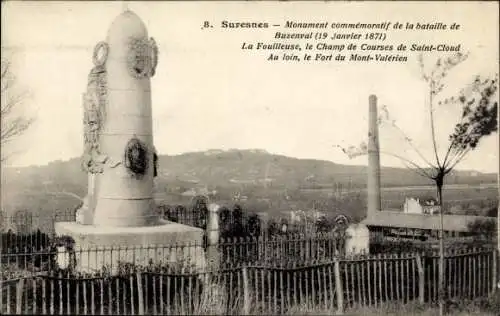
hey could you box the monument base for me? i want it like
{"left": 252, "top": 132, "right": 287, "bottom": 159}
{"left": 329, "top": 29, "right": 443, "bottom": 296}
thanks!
{"left": 54, "top": 220, "right": 206, "bottom": 274}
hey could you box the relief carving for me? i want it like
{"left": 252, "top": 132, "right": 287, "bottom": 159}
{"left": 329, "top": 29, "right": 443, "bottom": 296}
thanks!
{"left": 127, "top": 37, "right": 158, "bottom": 79}
{"left": 82, "top": 41, "right": 119, "bottom": 174}
{"left": 124, "top": 137, "right": 149, "bottom": 178}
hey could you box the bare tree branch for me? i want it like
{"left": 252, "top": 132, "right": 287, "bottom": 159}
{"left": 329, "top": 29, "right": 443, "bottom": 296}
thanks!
{"left": 379, "top": 105, "right": 437, "bottom": 169}
{"left": 429, "top": 80, "right": 442, "bottom": 168}
{"left": 334, "top": 144, "right": 435, "bottom": 179}
{"left": 379, "top": 150, "right": 435, "bottom": 179}
{"left": 442, "top": 138, "right": 457, "bottom": 170}
{"left": 1, "top": 59, "right": 34, "bottom": 162}
{"left": 400, "top": 161, "right": 435, "bottom": 180}
{"left": 444, "top": 147, "right": 471, "bottom": 174}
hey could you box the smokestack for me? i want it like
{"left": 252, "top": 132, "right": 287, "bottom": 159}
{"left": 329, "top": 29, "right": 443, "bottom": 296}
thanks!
{"left": 367, "top": 95, "right": 382, "bottom": 218}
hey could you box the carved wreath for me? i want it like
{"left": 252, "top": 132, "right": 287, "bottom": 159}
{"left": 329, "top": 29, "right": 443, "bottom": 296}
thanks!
{"left": 127, "top": 37, "right": 158, "bottom": 79}
{"left": 124, "top": 137, "right": 149, "bottom": 177}
{"left": 93, "top": 41, "right": 109, "bottom": 67}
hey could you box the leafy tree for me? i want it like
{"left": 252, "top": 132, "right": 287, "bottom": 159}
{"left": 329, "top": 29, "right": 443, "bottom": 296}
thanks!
{"left": 337, "top": 52, "right": 498, "bottom": 315}
{"left": 190, "top": 195, "right": 208, "bottom": 229}
{"left": 173, "top": 204, "right": 186, "bottom": 222}
{"left": 267, "top": 218, "right": 281, "bottom": 236}
{"left": 315, "top": 215, "right": 335, "bottom": 232}
{"left": 486, "top": 207, "right": 498, "bottom": 218}
{"left": 246, "top": 213, "right": 261, "bottom": 237}
{"left": 218, "top": 206, "right": 232, "bottom": 238}
{"left": 231, "top": 204, "right": 244, "bottom": 237}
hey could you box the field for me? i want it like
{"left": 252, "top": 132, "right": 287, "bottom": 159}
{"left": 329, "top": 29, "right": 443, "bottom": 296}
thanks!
{"left": 298, "top": 184, "right": 498, "bottom": 214}
{"left": 1, "top": 182, "right": 497, "bottom": 237}
{"left": 378, "top": 185, "right": 498, "bottom": 212}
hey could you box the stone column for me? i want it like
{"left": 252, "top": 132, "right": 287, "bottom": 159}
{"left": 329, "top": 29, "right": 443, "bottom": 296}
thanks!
{"left": 92, "top": 11, "right": 158, "bottom": 227}
{"left": 206, "top": 203, "right": 220, "bottom": 270}
{"left": 84, "top": 173, "right": 97, "bottom": 225}
{"left": 55, "top": 10, "right": 205, "bottom": 274}
{"left": 367, "top": 95, "right": 382, "bottom": 218}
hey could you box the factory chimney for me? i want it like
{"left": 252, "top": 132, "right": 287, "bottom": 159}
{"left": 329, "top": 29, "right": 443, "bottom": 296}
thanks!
{"left": 367, "top": 95, "right": 382, "bottom": 218}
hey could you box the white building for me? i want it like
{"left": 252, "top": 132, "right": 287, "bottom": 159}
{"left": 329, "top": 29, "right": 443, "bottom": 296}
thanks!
{"left": 403, "top": 197, "right": 440, "bottom": 215}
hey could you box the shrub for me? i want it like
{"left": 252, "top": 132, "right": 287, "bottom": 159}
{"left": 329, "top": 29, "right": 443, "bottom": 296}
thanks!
{"left": 467, "top": 218, "right": 496, "bottom": 242}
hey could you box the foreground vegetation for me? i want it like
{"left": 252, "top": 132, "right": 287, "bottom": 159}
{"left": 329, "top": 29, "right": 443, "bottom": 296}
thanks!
{"left": 281, "top": 295, "right": 500, "bottom": 315}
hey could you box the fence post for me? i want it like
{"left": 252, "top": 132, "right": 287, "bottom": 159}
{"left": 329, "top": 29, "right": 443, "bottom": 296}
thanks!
{"left": 0, "top": 280, "right": 3, "bottom": 315}
{"left": 416, "top": 253, "right": 425, "bottom": 304}
{"left": 207, "top": 203, "right": 221, "bottom": 270}
{"left": 242, "top": 267, "right": 250, "bottom": 315}
{"left": 16, "top": 278, "right": 25, "bottom": 315}
{"left": 136, "top": 272, "right": 144, "bottom": 315}
{"left": 492, "top": 248, "right": 497, "bottom": 295}
{"left": 334, "top": 259, "right": 344, "bottom": 315}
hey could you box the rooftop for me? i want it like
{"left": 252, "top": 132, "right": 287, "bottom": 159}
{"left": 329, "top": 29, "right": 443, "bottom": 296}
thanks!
{"left": 362, "top": 211, "right": 494, "bottom": 232}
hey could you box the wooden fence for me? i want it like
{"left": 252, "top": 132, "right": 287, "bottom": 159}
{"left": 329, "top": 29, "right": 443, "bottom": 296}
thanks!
{"left": 1, "top": 244, "right": 498, "bottom": 315}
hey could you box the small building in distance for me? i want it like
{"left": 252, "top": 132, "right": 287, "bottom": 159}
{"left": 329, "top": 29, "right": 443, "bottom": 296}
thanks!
{"left": 362, "top": 211, "right": 493, "bottom": 242}
{"left": 403, "top": 197, "right": 440, "bottom": 215}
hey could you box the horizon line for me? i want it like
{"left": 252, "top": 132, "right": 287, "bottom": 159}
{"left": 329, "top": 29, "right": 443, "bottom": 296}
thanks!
{"left": 2, "top": 147, "right": 498, "bottom": 175}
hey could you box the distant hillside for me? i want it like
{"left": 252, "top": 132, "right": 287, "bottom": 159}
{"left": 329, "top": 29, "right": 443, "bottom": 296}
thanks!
{"left": 154, "top": 149, "right": 496, "bottom": 188}
{"left": 1, "top": 148, "right": 496, "bottom": 216}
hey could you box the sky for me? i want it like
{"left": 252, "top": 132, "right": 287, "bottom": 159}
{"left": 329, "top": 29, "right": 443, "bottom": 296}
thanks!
{"left": 1, "top": 1, "right": 499, "bottom": 173}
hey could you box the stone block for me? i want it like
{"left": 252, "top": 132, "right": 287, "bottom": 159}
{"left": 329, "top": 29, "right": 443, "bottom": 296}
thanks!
{"left": 54, "top": 219, "right": 205, "bottom": 274}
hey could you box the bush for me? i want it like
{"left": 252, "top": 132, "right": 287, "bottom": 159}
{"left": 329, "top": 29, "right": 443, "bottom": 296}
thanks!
{"left": 467, "top": 218, "right": 497, "bottom": 242}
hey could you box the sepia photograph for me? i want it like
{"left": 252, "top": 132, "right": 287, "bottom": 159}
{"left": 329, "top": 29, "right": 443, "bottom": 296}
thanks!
{"left": 1, "top": 1, "right": 499, "bottom": 315}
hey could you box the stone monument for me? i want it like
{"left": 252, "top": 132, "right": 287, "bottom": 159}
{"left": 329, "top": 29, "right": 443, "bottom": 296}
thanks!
{"left": 55, "top": 9, "right": 204, "bottom": 273}
{"left": 345, "top": 223, "right": 370, "bottom": 255}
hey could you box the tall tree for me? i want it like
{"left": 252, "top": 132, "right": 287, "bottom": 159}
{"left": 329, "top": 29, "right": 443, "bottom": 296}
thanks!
{"left": 1, "top": 59, "right": 34, "bottom": 162}
{"left": 337, "top": 52, "right": 498, "bottom": 315}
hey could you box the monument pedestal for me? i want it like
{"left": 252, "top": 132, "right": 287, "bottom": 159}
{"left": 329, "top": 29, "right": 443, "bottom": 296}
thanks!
{"left": 54, "top": 219, "right": 206, "bottom": 274}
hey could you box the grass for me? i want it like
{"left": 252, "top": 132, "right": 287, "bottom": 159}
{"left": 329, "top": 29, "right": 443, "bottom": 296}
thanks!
{"left": 284, "top": 294, "right": 500, "bottom": 316}
{"left": 173, "top": 280, "right": 500, "bottom": 316}
{"left": 2, "top": 274, "right": 499, "bottom": 315}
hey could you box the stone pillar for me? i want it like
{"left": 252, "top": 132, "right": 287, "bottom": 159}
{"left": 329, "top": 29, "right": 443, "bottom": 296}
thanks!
{"left": 76, "top": 173, "right": 97, "bottom": 225}
{"left": 91, "top": 11, "right": 158, "bottom": 227}
{"left": 367, "top": 95, "right": 382, "bottom": 218}
{"left": 85, "top": 174, "right": 97, "bottom": 225}
{"left": 345, "top": 223, "right": 370, "bottom": 255}
{"left": 55, "top": 10, "right": 205, "bottom": 274}
{"left": 206, "top": 203, "right": 220, "bottom": 270}
{"left": 88, "top": 173, "right": 97, "bottom": 215}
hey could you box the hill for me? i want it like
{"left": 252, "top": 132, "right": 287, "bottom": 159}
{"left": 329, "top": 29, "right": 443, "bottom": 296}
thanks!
{"left": 1, "top": 149, "right": 497, "bottom": 220}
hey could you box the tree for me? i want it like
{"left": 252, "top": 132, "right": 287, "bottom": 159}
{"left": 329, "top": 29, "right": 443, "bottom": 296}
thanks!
{"left": 337, "top": 52, "right": 498, "bottom": 315}
{"left": 246, "top": 212, "right": 262, "bottom": 237}
{"left": 218, "top": 206, "right": 232, "bottom": 238}
{"left": 467, "top": 218, "right": 496, "bottom": 243}
{"left": 231, "top": 204, "right": 244, "bottom": 237}
{"left": 190, "top": 195, "right": 209, "bottom": 229}
{"left": 1, "top": 59, "right": 34, "bottom": 162}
